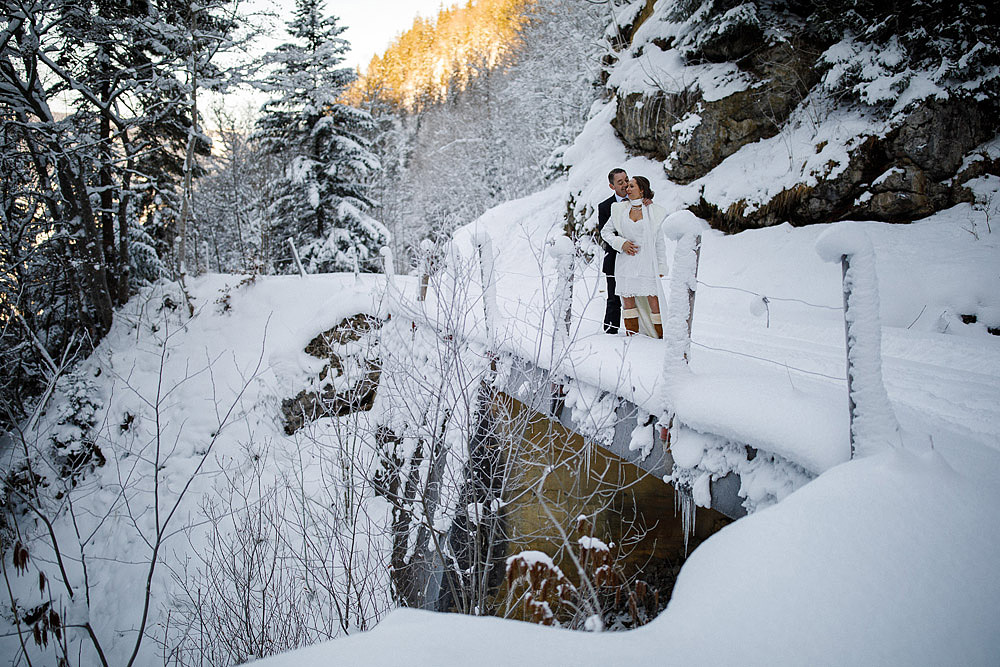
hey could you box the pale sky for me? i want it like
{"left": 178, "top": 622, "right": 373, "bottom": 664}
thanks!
{"left": 204, "top": 0, "right": 454, "bottom": 125}
{"left": 329, "top": 0, "right": 453, "bottom": 72}
{"left": 250, "top": 0, "right": 454, "bottom": 73}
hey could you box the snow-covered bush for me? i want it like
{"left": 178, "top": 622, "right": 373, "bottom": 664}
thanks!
{"left": 505, "top": 530, "right": 665, "bottom": 631}
{"left": 371, "top": 250, "right": 500, "bottom": 612}
{"left": 166, "top": 436, "right": 392, "bottom": 665}
{"left": 48, "top": 372, "right": 106, "bottom": 481}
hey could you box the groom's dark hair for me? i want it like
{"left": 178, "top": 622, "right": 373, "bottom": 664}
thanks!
{"left": 608, "top": 168, "right": 626, "bottom": 183}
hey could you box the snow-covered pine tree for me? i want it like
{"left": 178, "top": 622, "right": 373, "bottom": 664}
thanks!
{"left": 0, "top": 0, "right": 242, "bottom": 427}
{"left": 255, "top": 0, "right": 386, "bottom": 274}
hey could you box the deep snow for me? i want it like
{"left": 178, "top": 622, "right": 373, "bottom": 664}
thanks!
{"left": 253, "top": 449, "right": 1000, "bottom": 667}
{"left": 5, "top": 6, "right": 1000, "bottom": 665}
{"left": 5, "top": 167, "right": 998, "bottom": 663}
{"left": 246, "top": 33, "right": 999, "bottom": 666}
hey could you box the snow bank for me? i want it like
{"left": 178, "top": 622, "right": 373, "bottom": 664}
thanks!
{"left": 252, "top": 450, "right": 1000, "bottom": 666}
{"left": 0, "top": 273, "right": 397, "bottom": 664}
{"left": 671, "top": 374, "right": 848, "bottom": 475}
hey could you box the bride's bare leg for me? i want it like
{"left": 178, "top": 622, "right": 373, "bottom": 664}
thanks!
{"left": 648, "top": 295, "right": 662, "bottom": 339}
{"left": 622, "top": 296, "right": 639, "bottom": 335}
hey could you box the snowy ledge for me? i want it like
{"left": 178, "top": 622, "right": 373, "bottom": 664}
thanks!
{"left": 670, "top": 374, "right": 849, "bottom": 476}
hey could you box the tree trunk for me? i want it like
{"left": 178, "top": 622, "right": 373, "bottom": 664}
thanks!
{"left": 177, "top": 4, "right": 201, "bottom": 280}
{"left": 118, "top": 129, "right": 134, "bottom": 304}
{"left": 99, "top": 64, "right": 119, "bottom": 301}
{"left": 60, "top": 158, "right": 114, "bottom": 337}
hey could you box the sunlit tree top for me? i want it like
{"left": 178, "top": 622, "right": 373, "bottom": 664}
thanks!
{"left": 344, "top": 0, "right": 536, "bottom": 111}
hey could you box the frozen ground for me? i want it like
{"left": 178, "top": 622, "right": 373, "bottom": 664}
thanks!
{"left": 6, "top": 21, "right": 1000, "bottom": 667}
{"left": 250, "top": 86, "right": 999, "bottom": 667}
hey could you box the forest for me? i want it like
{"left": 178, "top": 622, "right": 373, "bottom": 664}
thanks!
{"left": 1, "top": 0, "right": 605, "bottom": 430}
{"left": 2, "top": 0, "right": 998, "bottom": 665}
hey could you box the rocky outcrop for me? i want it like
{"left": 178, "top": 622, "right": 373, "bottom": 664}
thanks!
{"left": 862, "top": 164, "right": 941, "bottom": 221}
{"left": 281, "top": 313, "right": 382, "bottom": 434}
{"left": 851, "top": 98, "right": 994, "bottom": 221}
{"left": 889, "top": 98, "right": 990, "bottom": 181}
{"left": 608, "top": 0, "right": 997, "bottom": 231}
{"left": 608, "top": 0, "right": 657, "bottom": 51}
{"left": 612, "top": 41, "right": 821, "bottom": 185}
{"left": 690, "top": 97, "right": 994, "bottom": 230}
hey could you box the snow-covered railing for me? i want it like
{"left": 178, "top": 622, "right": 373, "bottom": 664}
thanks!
{"left": 288, "top": 238, "right": 307, "bottom": 277}
{"left": 548, "top": 236, "right": 576, "bottom": 360}
{"left": 377, "top": 217, "right": 900, "bottom": 522}
{"left": 417, "top": 239, "right": 434, "bottom": 301}
{"left": 348, "top": 245, "right": 361, "bottom": 284}
{"left": 816, "top": 227, "right": 901, "bottom": 458}
{"left": 472, "top": 229, "right": 499, "bottom": 350}
{"left": 657, "top": 212, "right": 706, "bottom": 449}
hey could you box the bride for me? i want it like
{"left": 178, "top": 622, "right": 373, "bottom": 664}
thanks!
{"left": 600, "top": 176, "right": 667, "bottom": 338}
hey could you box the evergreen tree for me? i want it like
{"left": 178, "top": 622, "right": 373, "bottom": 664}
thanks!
{"left": 0, "top": 0, "right": 243, "bottom": 427}
{"left": 255, "top": 0, "right": 386, "bottom": 274}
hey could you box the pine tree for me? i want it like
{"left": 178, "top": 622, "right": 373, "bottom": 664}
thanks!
{"left": 255, "top": 0, "right": 386, "bottom": 274}
{"left": 0, "top": 0, "right": 243, "bottom": 426}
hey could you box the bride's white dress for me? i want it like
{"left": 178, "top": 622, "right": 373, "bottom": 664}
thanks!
{"left": 601, "top": 202, "right": 668, "bottom": 297}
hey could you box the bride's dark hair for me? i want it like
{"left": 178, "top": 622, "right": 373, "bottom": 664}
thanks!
{"left": 633, "top": 175, "right": 654, "bottom": 199}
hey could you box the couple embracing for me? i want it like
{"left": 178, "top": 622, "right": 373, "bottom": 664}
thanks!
{"left": 597, "top": 168, "right": 668, "bottom": 339}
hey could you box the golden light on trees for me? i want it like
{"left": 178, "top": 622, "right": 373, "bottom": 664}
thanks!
{"left": 343, "top": 0, "right": 536, "bottom": 111}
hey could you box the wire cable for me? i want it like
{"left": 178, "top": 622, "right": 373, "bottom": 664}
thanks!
{"left": 689, "top": 340, "right": 847, "bottom": 381}
{"left": 695, "top": 280, "right": 842, "bottom": 311}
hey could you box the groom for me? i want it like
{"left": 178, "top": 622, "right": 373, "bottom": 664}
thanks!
{"left": 597, "top": 168, "right": 630, "bottom": 334}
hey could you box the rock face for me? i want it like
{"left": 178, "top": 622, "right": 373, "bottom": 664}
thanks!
{"left": 851, "top": 98, "right": 992, "bottom": 222}
{"left": 613, "top": 41, "right": 821, "bottom": 185}
{"left": 608, "top": 11, "right": 997, "bottom": 230}
{"left": 689, "top": 97, "right": 993, "bottom": 230}
{"left": 281, "top": 313, "right": 382, "bottom": 434}
{"left": 890, "top": 99, "right": 988, "bottom": 181}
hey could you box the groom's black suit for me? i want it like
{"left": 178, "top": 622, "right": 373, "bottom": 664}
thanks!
{"left": 597, "top": 194, "right": 621, "bottom": 333}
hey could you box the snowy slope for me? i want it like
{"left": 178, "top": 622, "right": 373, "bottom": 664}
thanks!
{"left": 250, "top": 25, "right": 999, "bottom": 666}
{"left": 1, "top": 274, "right": 397, "bottom": 665}
{"left": 253, "top": 449, "right": 1000, "bottom": 667}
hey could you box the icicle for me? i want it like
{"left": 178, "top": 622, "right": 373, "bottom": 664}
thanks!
{"left": 674, "top": 484, "right": 696, "bottom": 555}
{"left": 587, "top": 436, "right": 594, "bottom": 479}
